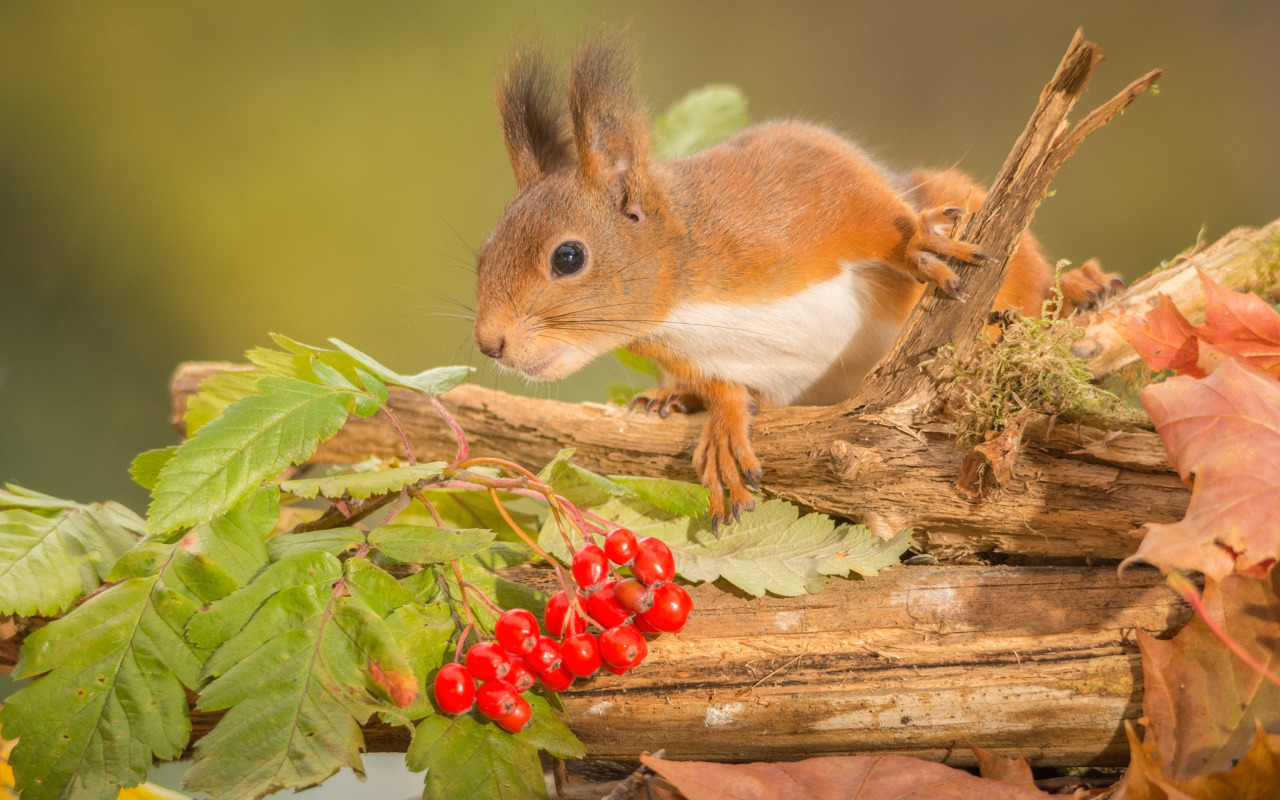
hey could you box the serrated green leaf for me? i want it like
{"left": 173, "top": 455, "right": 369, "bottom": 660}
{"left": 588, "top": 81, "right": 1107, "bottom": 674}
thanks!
{"left": 653, "top": 84, "right": 748, "bottom": 159}
{"left": 352, "top": 393, "right": 383, "bottom": 418}
{"left": 2, "top": 563, "right": 210, "bottom": 800}
{"left": 545, "top": 497, "right": 905, "bottom": 597}
{"left": 537, "top": 448, "right": 636, "bottom": 507}
{"left": 356, "top": 367, "right": 389, "bottom": 404}
{"left": 183, "top": 367, "right": 271, "bottom": 435}
{"left": 185, "top": 551, "right": 343, "bottom": 652}
{"left": 345, "top": 557, "right": 416, "bottom": 617}
{"left": 514, "top": 693, "right": 585, "bottom": 759}
{"left": 266, "top": 527, "right": 363, "bottom": 561}
{"left": 407, "top": 491, "right": 541, "bottom": 540}
{"left": 0, "top": 505, "right": 138, "bottom": 615}
{"left": 612, "top": 347, "right": 662, "bottom": 379}
{"left": 369, "top": 524, "right": 494, "bottom": 564}
{"left": 409, "top": 712, "right": 546, "bottom": 800}
{"left": 383, "top": 603, "right": 455, "bottom": 721}
{"left": 148, "top": 376, "right": 354, "bottom": 535}
{"left": 457, "top": 560, "right": 546, "bottom": 619}
{"left": 610, "top": 475, "right": 709, "bottom": 518}
{"left": 0, "top": 483, "right": 82, "bottom": 511}
{"left": 309, "top": 358, "right": 359, "bottom": 391}
{"left": 468, "top": 540, "right": 537, "bottom": 570}
{"left": 185, "top": 582, "right": 414, "bottom": 800}
{"left": 279, "top": 462, "right": 445, "bottom": 500}
{"left": 130, "top": 447, "right": 179, "bottom": 491}
{"left": 328, "top": 338, "right": 472, "bottom": 395}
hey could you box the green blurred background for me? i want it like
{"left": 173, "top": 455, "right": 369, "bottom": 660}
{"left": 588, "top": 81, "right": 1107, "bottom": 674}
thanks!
{"left": 3, "top": 0, "right": 1279, "bottom": 516}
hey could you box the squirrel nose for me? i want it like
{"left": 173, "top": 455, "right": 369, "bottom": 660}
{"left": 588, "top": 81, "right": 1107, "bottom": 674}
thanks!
{"left": 477, "top": 333, "right": 506, "bottom": 360}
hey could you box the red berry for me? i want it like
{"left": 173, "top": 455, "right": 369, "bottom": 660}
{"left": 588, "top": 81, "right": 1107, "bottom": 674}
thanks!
{"left": 495, "top": 608, "right": 540, "bottom": 655}
{"left": 604, "top": 661, "right": 634, "bottom": 675}
{"left": 465, "top": 641, "right": 511, "bottom": 682}
{"left": 496, "top": 694, "right": 533, "bottom": 733}
{"left": 432, "top": 663, "right": 476, "bottom": 714}
{"left": 632, "top": 537, "right": 675, "bottom": 584}
{"left": 538, "top": 664, "right": 576, "bottom": 691}
{"left": 572, "top": 544, "right": 610, "bottom": 590}
{"left": 633, "top": 613, "right": 660, "bottom": 635}
{"left": 560, "top": 632, "right": 602, "bottom": 677}
{"left": 523, "top": 635, "right": 562, "bottom": 673}
{"left": 613, "top": 577, "right": 653, "bottom": 615}
{"left": 639, "top": 582, "right": 693, "bottom": 633}
{"left": 604, "top": 528, "right": 639, "bottom": 564}
{"left": 506, "top": 660, "right": 536, "bottom": 693}
{"left": 599, "top": 624, "right": 648, "bottom": 669}
{"left": 586, "top": 581, "right": 631, "bottom": 628}
{"left": 544, "top": 590, "right": 588, "bottom": 638}
{"left": 476, "top": 680, "right": 519, "bottom": 720}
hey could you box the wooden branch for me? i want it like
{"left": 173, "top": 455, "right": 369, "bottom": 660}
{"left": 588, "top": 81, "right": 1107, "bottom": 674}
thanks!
{"left": 1076, "top": 218, "right": 1280, "bottom": 380}
{"left": 172, "top": 366, "right": 1184, "bottom": 561}
{"left": 849, "top": 30, "right": 1160, "bottom": 419}
{"left": 164, "top": 566, "right": 1188, "bottom": 766}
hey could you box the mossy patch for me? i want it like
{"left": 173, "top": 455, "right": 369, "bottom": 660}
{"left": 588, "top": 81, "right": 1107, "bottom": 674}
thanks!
{"left": 1246, "top": 230, "right": 1280, "bottom": 303}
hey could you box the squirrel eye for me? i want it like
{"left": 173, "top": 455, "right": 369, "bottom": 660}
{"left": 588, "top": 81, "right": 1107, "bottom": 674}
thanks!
{"left": 550, "top": 241, "right": 587, "bottom": 277}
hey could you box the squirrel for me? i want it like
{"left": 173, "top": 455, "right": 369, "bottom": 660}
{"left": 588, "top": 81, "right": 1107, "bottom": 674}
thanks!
{"left": 472, "top": 37, "right": 1122, "bottom": 530}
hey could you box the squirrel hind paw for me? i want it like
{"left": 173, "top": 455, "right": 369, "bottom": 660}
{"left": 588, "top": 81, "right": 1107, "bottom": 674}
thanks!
{"left": 1057, "top": 258, "right": 1125, "bottom": 314}
{"left": 629, "top": 388, "right": 704, "bottom": 418}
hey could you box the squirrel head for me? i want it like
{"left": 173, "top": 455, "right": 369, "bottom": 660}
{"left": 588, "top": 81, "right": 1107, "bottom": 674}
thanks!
{"left": 474, "top": 36, "right": 683, "bottom": 381}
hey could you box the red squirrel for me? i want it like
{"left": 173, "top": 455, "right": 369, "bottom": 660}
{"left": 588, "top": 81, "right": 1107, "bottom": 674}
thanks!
{"left": 472, "top": 38, "right": 1121, "bottom": 529}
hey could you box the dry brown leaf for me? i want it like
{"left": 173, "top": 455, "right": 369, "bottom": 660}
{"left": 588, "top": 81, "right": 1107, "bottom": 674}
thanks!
{"left": 969, "top": 743, "right": 1039, "bottom": 791}
{"left": 1121, "top": 359, "right": 1280, "bottom": 579}
{"left": 1113, "top": 719, "right": 1280, "bottom": 800}
{"left": 1119, "top": 292, "right": 1203, "bottom": 377}
{"left": 1137, "top": 573, "right": 1280, "bottom": 781}
{"left": 640, "top": 753, "right": 1052, "bottom": 799}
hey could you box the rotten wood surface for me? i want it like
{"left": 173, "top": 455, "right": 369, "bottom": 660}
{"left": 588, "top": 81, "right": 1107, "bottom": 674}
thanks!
{"left": 177, "top": 565, "right": 1187, "bottom": 766}
{"left": 850, "top": 31, "right": 1161, "bottom": 419}
{"left": 1076, "top": 218, "right": 1280, "bottom": 380}
{"left": 172, "top": 365, "right": 1184, "bottom": 562}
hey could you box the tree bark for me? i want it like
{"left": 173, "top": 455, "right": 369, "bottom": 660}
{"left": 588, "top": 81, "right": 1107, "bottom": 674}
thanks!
{"left": 167, "top": 565, "right": 1183, "bottom": 767}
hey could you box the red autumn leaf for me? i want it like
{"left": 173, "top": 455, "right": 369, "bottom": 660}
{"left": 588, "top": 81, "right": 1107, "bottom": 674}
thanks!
{"left": 1119, "top": 267, "right": 1280, "bottom": 379}
{"left": 1135, "top": 573, "right": 1280, "bottom": 781}
{"left": 369, "top": 661, "right": 418, "bottom": 708}
{"left": 969, "top": 743, "right": 1038, "bottom": 791}
{"left": 1120, "top": 292, "right": 1203, "bottom": 376}
{"left": 641, "top": 753, "right": 1052, "bottom": 799}
{"left": 1121, "top": 359, "right": 1280, "bottom": 579}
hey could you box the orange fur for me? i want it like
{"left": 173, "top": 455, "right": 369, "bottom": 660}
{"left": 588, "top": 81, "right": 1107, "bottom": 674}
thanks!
{"left": 474, "top": 38, "right": 1110, "bottom": 528}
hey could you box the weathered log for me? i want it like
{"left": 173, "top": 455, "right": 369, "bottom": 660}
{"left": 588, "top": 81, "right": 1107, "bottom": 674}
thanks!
{"left": 172, "top": 565, "right": 1187, "bottom": 766}
{"left": 1077, "top": 218, "right": 1280, "bottom": 380}
{"left": 173, "top": 367, "right": 1182, "bottom": 562}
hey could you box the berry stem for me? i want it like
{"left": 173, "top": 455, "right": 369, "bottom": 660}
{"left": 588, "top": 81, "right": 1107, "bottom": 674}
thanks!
{"left": 410, "top": 489, "right": 445, "bottom": 526}
{"left": 425, "top": 392, "right": 469, "bottom": 467}
{"left": 380, "top": 405, "right": 418, "bottom": 466}
{"left": 487, "top": 487, "right": 578, "bottom": 600}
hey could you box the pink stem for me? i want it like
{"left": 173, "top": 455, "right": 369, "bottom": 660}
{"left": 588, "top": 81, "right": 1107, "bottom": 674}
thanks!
{"left": 426, "top": 393, "right": 469, "bottom": 467}
{"left": 380, "top": 406, "right": 418, "bottom": 466}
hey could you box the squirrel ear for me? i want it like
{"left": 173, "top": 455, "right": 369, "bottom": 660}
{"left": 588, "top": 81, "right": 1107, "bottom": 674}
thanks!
{"left": 498, "top": 48, "right": 572, "bottom": 189}
{"left": 568, "top": 34, "right": 650, "bottom": 188}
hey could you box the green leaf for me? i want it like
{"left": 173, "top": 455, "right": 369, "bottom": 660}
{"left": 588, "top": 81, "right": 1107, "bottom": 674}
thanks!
{"left": 328, "top": 338, "right": 471, "bottom": 395}
{"left": 612, "top": 347, "right": 662, "bottom": 379}
{"left": 279, "top": 462, "right": 446, "bottom": 500}
{"left": 344, "top": 557, "right": 416, "bottom": 617}
{"left": 129, "top": 447, "right": 179, "bottom": 491}
{"left": 514, "top": 693, "right": 585, "bottom": 759}
{"left": 537, "top": 448, "right": 636, "bottom": 508}
{"left": 653, "top": 84, "right": 749, "bottom": 159}
{"left": 0, "top": 483, "right": 82, "bottom": 512}
{"left": 0, "top": 505, "right": 138, "bottom": 615}
{"left": 407, "top": 490, "right": 541, "bottom": 540}
{"left": 610, "top": 475, "right": 709, "bottom": 518}
{"left": 457, "top": 560, "right": 546, "bottom": 619}
{"left": 185, "top": 551, "right": 343, "bottom": 652}
{"left": 185, "top": 576, "right": 415, "bottom": 799}
{"left": 409, "top": 712, "right": 547, "bottom": 800}
{"left": 544, "top": 497, "right": 907, "bottom": 597}
{"left": 188, "top": 484, "right": 277, "bottom": 585}
{"left": 356, "top": 367, "right": 389, "bottom": 404}
{"left": 148, "top": 376, "right": 354, "bottom": 535}
{"left": 266, "top": 528, "right": 363, "bottom": 561}
{"left": 184, "top": 367, "right": 271, "bottom": 435}
{"left": 2, "top": 560, "right": 212, "bottom": 800}
{"left": 383, "top": 603, "right": 455, "bottom": 721}
{"left": 369, "top": 524, "right": 494, "bottom": 564}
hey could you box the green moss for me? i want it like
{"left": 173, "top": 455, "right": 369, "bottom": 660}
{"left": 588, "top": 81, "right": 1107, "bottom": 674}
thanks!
{"left": 943, "top": 273, "right": 1151, "bottom": 444}
{"left": 1246, "top": 230, "right": 1280, "bottom": 302}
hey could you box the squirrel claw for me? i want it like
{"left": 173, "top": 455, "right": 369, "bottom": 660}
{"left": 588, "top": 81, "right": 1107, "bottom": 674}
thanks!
{"left": 943, "top": 277, "right": 967, "bottom": 301}
{"left": 630, "top": 388, "right": 702, "bottom": 418}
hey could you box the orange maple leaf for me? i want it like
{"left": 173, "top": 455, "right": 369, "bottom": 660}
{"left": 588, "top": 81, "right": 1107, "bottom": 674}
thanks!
{"left": 1121, "top": 359, "right": 1280, "bottom": 579}
{"left": 1120, "top": 267, "right": 1280, "bottom": 379}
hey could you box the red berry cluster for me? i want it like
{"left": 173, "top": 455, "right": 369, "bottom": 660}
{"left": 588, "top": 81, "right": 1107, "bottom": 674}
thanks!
{"left": 431, "top": 528, "right": 693, "bottom": 731}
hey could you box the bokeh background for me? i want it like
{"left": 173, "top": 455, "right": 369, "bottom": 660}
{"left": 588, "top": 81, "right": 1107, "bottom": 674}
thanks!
{"left": 4, "top": 1, "right": 1279, "bottom": 516}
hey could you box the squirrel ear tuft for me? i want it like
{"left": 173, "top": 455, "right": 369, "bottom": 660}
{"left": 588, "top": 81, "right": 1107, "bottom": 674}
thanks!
{"left": 498, "top": 47, "right": 572, "bottom": 189}
{"left": 568, "top": 33, "right": 650, "bottom": 187}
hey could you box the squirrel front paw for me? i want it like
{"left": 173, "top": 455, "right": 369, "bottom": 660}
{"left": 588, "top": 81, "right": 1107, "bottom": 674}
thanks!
{"left": 629, "top": 388, "right": 705, "bottom": 418}
{"left": 1056, "top": 258, "right": 1125, "bottom": 314}
{"left": 903, "top": 205, "right": 995, "bottom": 300}
{"left": 692, "top": 385, "right": 762, "bottom": 535}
